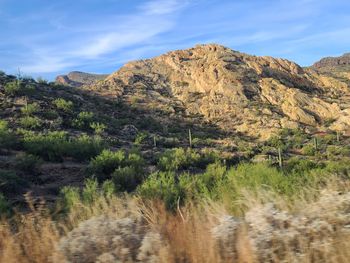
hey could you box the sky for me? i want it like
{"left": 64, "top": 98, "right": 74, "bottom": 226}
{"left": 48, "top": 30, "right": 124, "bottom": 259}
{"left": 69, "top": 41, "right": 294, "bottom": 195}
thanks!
{"left": 1, "top": 0, "right": 350, "bottom": 79}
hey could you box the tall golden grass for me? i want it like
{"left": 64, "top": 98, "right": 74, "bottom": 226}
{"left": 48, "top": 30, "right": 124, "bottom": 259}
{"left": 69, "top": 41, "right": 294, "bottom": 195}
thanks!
{"left": 2, "top": 181, "right": 350, "bottom": 262}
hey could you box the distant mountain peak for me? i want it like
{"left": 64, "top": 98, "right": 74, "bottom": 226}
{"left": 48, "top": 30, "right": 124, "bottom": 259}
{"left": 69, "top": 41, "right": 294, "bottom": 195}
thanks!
{"left": 55, "top": 71, "right": 108, "bottom": 87}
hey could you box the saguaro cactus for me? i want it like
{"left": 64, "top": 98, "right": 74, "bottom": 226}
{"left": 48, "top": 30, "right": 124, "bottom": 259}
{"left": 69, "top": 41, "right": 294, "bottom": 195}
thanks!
{"left": 188, "top": 129, "right": 192, "bottom": 148}
{"left": 278, "top": 147, "right": 283, "bottom": 169}
{"left": 313, "top": 137, "right": 318, "bottom": 151}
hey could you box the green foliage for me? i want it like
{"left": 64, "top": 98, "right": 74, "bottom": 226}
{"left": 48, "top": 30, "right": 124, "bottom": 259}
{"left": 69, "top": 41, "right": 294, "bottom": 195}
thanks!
{"left": 69, "top": 134, "right": 105, "bottom": 161}
{"left": 15, "top": 153, "right": 42, "bottom": 173}
{"left": 4, "top": 81, "right": 20, "bottom": 96}
{"left": 0, "top": 120, "right": 17, "bottom": 150}
{"left": 138, "top": 171, "right": 188, "bottom": 211}
{"left": 23, "top": 131, "right": 104, "bottom": 162}
{"left": 285, "top": 157, "right": 322, "bottom": 174}
{"left": 21, "top": 103, "right": 40, "bottom": 116}
{"left": 0, "top": 170, "right": 28, "bottom": 194}
{"left": 59, "top": 179, "right": 116, "bottom": 212}
{"left": 89, "top": 150, "right": 145, "bottom": 190}
{"left": 59, "top": 186, "right": 80, "bottom": 212}
{"left": 134, "top": 132, "right": 148, "bottom": 145}
{"left": 302, "top": 144, "right": 316, "bottom": 156}
{"left": 53, "top": 98, "right": 74, "bottom": 112}
{"left": 89, "top": 150, "right": 125, "bottom": 179}
{"left": 4, "top": 81, "right": 35, "bottom": 96}
{"left": 90, "top": 122, "right": 106, "bottom": 135}
{"left": 158, "top": 148, "right": 217, "bottom": 171}
{"left": 72, "top": 111, "right": 94, "bottom": 130}
{"left": 42, "top": 110, "right": 59, "bottom": 120}
{"left": 19, "top": 116, "right": 41, "bottom": 129}
{"left": 23, "top": 131, "right": 68, "bottom": 161}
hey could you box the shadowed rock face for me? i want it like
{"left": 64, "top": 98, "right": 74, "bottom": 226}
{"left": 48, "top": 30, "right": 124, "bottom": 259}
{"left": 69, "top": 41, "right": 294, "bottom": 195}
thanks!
{"left": 84, "top": 44, "right": 350, "bottom": 140}
{"left": 56, "top": 71, "right": 108, "bottom": 87}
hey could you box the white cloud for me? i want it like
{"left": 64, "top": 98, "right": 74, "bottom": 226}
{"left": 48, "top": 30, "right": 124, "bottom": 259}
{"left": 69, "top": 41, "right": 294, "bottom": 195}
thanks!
{"left": 140, "top": 0, "right": 187, "bottom": 15}
{"left": 18, "top": 0, "right": 186, "bottom": 75}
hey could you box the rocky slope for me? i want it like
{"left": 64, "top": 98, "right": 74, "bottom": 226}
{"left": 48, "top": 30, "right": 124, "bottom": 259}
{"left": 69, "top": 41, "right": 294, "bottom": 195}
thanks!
{"left": 84, "top": 44, "right": 350, "bottom": 140}
{"left": 312, "top": 53, "right": 350, "bottom": 71}
{"left": 56, "top": 71, "right": 108, "bottom": 87}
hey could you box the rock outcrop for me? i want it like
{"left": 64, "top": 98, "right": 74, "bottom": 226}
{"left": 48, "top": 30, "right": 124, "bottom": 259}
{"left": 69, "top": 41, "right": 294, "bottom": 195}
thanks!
{"left": 84, "top": 44, "right": 350, "bottom": 139}
{"left": 56, "top": 71, "right": 108, "bottom": 87}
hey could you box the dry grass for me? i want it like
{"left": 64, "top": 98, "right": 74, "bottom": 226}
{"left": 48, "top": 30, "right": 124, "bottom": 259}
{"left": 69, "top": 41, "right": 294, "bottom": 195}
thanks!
{"left": 2, "top": 183, "right": 350, "bottom": 262}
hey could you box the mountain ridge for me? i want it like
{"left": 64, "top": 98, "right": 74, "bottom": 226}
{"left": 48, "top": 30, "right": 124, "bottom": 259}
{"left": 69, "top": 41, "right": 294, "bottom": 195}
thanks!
{"left": 81, "top": 44, "right": 350, "bottom": 139}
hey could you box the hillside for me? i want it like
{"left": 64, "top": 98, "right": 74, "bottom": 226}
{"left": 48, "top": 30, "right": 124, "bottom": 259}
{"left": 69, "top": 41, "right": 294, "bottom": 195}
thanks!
{"left": 1, "top": 45, "right": 350, "bottom": 263}
{"left": 85, "top": 44, "right": 350, "bottom": 140}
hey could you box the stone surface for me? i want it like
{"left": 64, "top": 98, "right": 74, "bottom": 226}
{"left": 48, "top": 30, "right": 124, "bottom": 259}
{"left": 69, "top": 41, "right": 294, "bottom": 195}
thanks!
{"left": 83, "top": 44, "right": 350, "bottom": 139}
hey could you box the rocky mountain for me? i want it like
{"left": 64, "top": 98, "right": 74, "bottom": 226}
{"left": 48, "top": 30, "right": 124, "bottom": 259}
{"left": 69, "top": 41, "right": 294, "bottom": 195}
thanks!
{"left": 312, "top": 53, "right": 350, "bottom": 72}
{"left": 56, "top": 71, "right": 108, "bottom": 87}
{"left": 83, "top": 44, "right": 350, "bottom": 140}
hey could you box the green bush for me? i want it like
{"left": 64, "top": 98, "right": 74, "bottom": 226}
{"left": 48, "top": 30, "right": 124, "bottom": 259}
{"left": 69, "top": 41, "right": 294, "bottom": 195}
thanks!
{"left": 158, "top": 148, "right": 217, "bottom": 171}
{"left": 15, "top": 153, "right": 42, "bottom": 173}
{"left": 302, "top": 144, "right": 316, "bottom": 156}
{"left": 72, "top": 111, "right": 94, "bottom": 130}
{"left": 0, "top": 170, "right": 28, "bottom": 194}
{"left": 21, "top": 103, "right": 40, "bottom": 116}
{"left": 88, "top": 149, "right": 145, "bottom": 187}
{"left": 23, "top": 131, "right": 69, "bottom": 161}
{"left": 4, "top": 81, "right": 34, "bottom": 96}
{"left": 285, "top": 157, "right": 322, "bottom": 174}
{"left": 112, "top": 166, "right": 142, "bottom": 192}
{"left": 89, "top": 150, "right": 125, "bottom": 180}
{"left": 138, "top": 171, "right": 188, "bottom": 210}
{"left": 4, "top": 81, "right": 20, "bottom": 96}
{"left": 23, "top": 132, "right": 104, "bottom": 162}
{"left": 0, "top": 120, "right": 17, "bottom": 150}
{"left": 19, "top": 116, "right": 41, "bottom": 129}
{"left": 53, "top": 98, "right": 74, "bottom": 112}
{"left": 90, "top": 122, "right": 106, "bottom": 135}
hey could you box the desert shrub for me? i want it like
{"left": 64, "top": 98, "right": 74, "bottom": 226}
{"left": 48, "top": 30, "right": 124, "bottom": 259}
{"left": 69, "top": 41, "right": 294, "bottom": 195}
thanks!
{"left": 325, "top": 160, "right": 350, "bottom": 177}
{"left": 53, "top": 98, "right": 73, "bottom": 112}
{"left": 59, "top": 186, "right": 81, "bottom": 212}
{"left": 158, "top": 148, "right": 217, "bottom": 171}
{"left": 23, "top": 131, "right": 69, "bottom": 161}
{"left": 302, "top": 144, "right": 316, "bottom": 156}
{"left": 42, "top": 110, "right": 59, "bottom": 120}
{"left": 23, "top": 131, "right": 103, "bottom": 162}
{"left": 56, "top": 216, "right": 166, "bottom": 263}
{"left": 138, "top": 171, "right": 188, "bottom": 210}
{"left": 15, "top": 153, "right": 42, "bottom": 173}
{"left": 134, "top": 132, "right": 148, "bottom": 145}
{"left": 88, "top": 150, "right": 144, "bottom": 184}
{"left": 4, "top": 80, "right": 34, "bottom": 96}
{"left": 4, "top": 81, "right": 20, "bottom": 96}
{"left": 72, "top": 111, "right": 94, "bottom": 130}
{"left": 285, "top": 157, "right": 322, "bottom": 174}
{"left": 0, "top": 170, "right": 28, "bottom": 194}
{"left": 90, "top": 122, "right": 106, "bottom": 135}
{"left": 59, "top": 179, "right": 116, "bottom": 212}
{"left": 214, "top": 163, "right": 316, "bottom": 211}
{"left": 21, "top": 103, "right": 40, "bottom": 116}
{"left": 0, "top": 120, "right": 17, "bottom": 150}
{"left": 19, "top": 116, "right": 41, "bottom": 129}
{"left": 89, "top": 150, "right": 125, "bottom": 180}
{"left": 327, "top": 145, "right": 350, "bottom": 157}
{"left": 69, "top": 134, "right": 105, "bottom": 161}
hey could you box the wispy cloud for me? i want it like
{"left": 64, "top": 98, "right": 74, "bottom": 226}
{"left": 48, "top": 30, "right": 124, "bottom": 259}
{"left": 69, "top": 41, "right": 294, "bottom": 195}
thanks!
{"left": 17, "top": 0, "right": 188, "bottom": 75}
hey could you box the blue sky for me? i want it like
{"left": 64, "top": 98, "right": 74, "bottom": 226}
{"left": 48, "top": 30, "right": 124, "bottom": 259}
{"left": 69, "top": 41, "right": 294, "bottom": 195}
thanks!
{"left": 1, "top": 0, "right": 350, "bottom": 79}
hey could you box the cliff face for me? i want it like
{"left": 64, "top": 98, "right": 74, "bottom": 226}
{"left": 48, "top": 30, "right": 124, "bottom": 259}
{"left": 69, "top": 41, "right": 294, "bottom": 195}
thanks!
{"left": 312, "top": 53, "right": 350, "bottom": 70}
{"left": 83, "top": 44, "right": 350, "bottom": 139}
{"left": 56, "top": 71, "right": 108, "bottom": 87}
